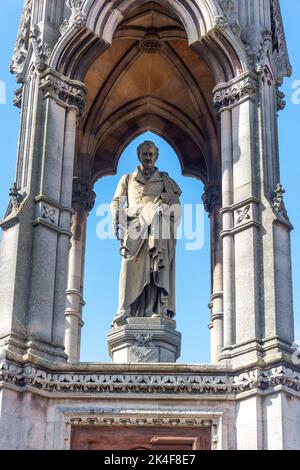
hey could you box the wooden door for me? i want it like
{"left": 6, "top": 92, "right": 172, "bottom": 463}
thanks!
{"left": 71, "top": 426, "right": 211, "bottom": 450}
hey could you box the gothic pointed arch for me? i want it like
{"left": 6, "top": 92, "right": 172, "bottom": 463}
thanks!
{"left": 50, "top": 0, "right": 247, "bottom": 83}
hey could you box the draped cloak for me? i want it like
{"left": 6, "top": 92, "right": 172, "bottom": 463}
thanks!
{"left": 110, "top": 167, "right": 182, "bottom": 320}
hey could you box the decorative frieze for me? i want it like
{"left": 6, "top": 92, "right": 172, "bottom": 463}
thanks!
{"left": 1, "top": 361, "right": 300, "bottom": 395}
{"left": 40, "top": 70, "right": 86, "bottom": 116}
{"left": 65, "top": 414, "right": 213, "bottom": 428}
{"left": 213, "top": 73, "right": 258, "bottom": 111}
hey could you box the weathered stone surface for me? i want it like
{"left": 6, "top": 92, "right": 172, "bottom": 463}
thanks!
{"left": 108, "top": 317, "right": 181, "bottom": 364}
{"left": 0, "top": 0, "right": 297, "bottom": 450}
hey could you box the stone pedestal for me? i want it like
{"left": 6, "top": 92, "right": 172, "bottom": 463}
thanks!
{"left": 108, "top": 316, "right": 181, "bottom": 363}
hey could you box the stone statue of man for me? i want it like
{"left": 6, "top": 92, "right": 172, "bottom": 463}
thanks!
{"left": 110, "top": 141, "right": 182, "bottom": 326}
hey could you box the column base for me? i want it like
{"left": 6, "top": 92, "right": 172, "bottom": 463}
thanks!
{"left": 0, "top": 333, "right": 67, "bottom": 364}
{"left": 108, "top": 316, "right": 182, "bottom": 364}
{"left": 219, "top": 337, "right": 297, "bottom": 368}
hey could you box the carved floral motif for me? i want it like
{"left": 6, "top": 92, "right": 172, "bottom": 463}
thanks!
{"left": 1, "top": 362, "right": 299, "bottom": 395}
{"left": 202, "top": 185, "right": 222, "bottom": 214}
{"left": 236, "top": 205, "right": 251, "bottom": 225}
{"left": 42, "top": 206, "right": 56, "bottom": 224}
{"left": 61, "top": 0, "right": 87, "bottom": 34}
{"left": 40, "top": 72, "right": 86, "bottom": 115}
{"left": 213, "top": 75, "right": 258, "bottom": 110}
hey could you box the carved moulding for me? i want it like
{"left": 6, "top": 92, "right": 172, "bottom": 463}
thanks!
{"left": 213, "top": 72, "right": 259, "bottom": 111}
{"left": 1, "top": 362, "right": 300, "bottom": 395}
{"left": 39, "top": 69, "right": 87, "bottom": 116}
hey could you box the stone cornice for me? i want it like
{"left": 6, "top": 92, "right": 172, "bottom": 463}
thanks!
{"left": 1, "top": 361, "right": 299, "bottom": 396}
{"left": 39, "top": 69, "right": 87, "bottom": 116}
{"left": 32, "top": 218, "right": 72, "bottom": 238}
{"left": 213, "top": 72, "right": 259, "bottom": 111}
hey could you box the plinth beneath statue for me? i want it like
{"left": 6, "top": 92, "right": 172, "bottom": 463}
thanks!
{"left": 108, "top": 316, "right": 182, "bottom": 363}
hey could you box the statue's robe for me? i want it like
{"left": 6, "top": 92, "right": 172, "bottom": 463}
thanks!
{"left": 111, "top": 167, "right": 181, "bottom": 320}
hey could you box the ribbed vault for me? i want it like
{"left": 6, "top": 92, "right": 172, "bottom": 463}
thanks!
{"left": 65, "top": 1, "right": 243, "bottom": 185}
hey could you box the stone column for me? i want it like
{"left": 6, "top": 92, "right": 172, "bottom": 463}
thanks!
{"left": 0, "top": 69, "right": 86, "bottom": 363}
{"left": 219, "top": 107, "right": 235, "bottom": 354}
{"left": 64, "top": 178, "right": 96, "bottom": 363}
{"left": 213, "top": 73, "right": 264, "bottom": 366}
{"left": 258, "top": 66, "right": 295, "bottom": 356}
{"left": 203, "top": 184, "right": 223, "bottom": 363}
{"left": 213, "top": 71, "right": 295, "bottom": 367}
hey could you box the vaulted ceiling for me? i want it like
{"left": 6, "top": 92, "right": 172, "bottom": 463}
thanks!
{"left": 77, "top": 1, "right": 220, "bottom": 184}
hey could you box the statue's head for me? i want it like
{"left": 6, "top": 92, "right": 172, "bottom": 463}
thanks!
{"left": 137, "top": 141, "right": 159, "bottom": 171}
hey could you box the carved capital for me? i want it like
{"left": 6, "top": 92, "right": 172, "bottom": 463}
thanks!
{"left": 1, "top": 361, "right": 300, "bottom": 395}
{"left": 40, "top": 70, "right": 86, "bottom": 116}
{"left": 213, "top": 73, "right": 259, "bottom": 111}
{"left": 202, "top": 185, "right": 222, "bottom": 214}
{"left": 72, "top": 177, "right": 96, "bottom": 213}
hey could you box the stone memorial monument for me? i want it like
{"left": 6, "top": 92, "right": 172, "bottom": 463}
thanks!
{"left": 0, "top": 0, "right": 299, "bottom": 450}
{"left": 108, "top": 141, "right": 182, "bottom": 362}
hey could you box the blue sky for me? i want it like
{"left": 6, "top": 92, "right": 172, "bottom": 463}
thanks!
{"left": 0, "top": 1, "right": 299, "bottom": 363}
